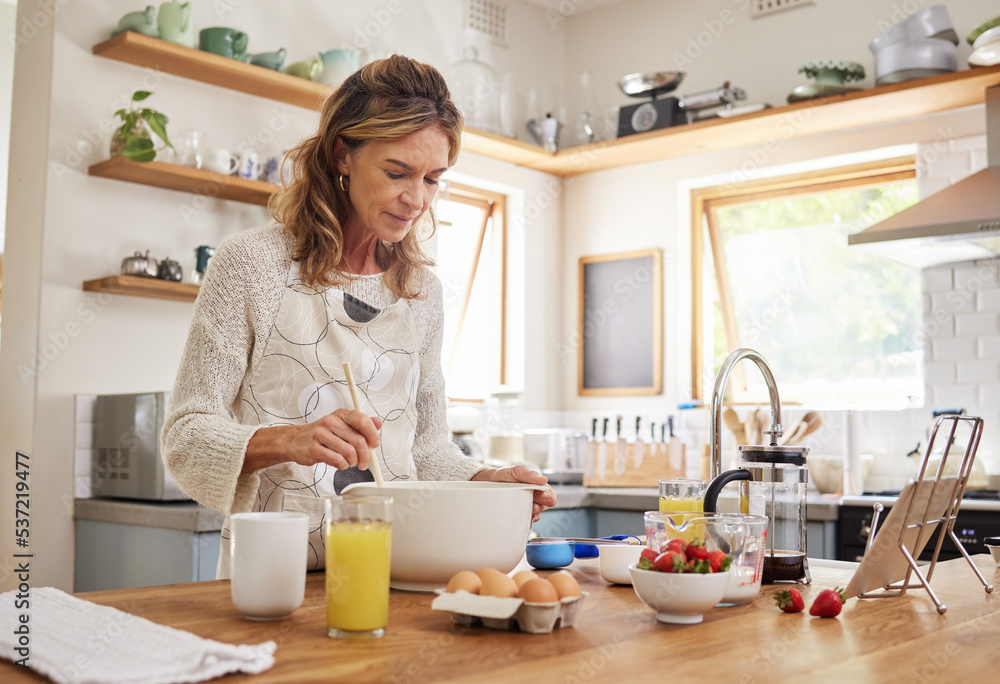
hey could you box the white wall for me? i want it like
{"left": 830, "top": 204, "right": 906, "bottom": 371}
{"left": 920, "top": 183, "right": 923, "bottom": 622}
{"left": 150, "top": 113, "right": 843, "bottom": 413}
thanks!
{"left": 0, "top": 0, "right": 566, "bottom": 593}
{"left": 559, "top": 0, "right": 997, "bottom": 136}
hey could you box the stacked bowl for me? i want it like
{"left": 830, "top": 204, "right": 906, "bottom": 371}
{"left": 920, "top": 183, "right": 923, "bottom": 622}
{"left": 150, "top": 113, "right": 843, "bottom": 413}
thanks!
{"left": 869, "top": 5, "right": 958, "bottom": 85}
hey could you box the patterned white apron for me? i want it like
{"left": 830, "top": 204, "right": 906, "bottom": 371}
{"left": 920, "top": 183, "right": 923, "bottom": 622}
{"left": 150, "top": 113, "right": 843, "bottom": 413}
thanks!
{"left": 218, "top": 261, "right": 420, "bottom": 575}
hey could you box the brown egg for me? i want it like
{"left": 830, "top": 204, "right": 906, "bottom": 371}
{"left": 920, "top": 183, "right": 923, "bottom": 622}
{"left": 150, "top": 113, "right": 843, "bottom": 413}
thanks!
{"left": 519, "top": 578, "right": 559, "bottom": 604}
{"left": 480, "top": 572, "right": 519, "bottom": 598}
{"left": 512, "top": 570, "right": 540, "bottom": 589}
{"left": 446, "top": 570, "right": 482, "bottom": 595}
{"left": 476, "top": 567, "right": 502, "bottom": 583}
{"left": 548, "top": 570, "right": 582, "bottom": 598}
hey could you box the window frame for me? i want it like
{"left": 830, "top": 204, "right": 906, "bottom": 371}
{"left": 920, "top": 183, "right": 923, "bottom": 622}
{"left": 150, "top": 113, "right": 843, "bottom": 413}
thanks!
{"left": 436, "top": 181, "right": 508, "bottom": 401}
{"left": 689, "top": 156, "right": 917, "bottom": 402}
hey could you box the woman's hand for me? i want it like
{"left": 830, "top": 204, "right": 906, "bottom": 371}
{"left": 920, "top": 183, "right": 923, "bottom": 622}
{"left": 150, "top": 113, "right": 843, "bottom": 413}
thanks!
{"left": 470, "top": 465, "right": 558, "bottom": 522}
{"left": 242, "top": 410, "right": 383, "bottom": 475}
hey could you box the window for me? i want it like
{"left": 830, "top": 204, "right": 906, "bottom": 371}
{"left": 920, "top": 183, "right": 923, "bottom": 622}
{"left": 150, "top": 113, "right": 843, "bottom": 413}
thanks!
{"left": 691, "top": 157, "right": 922, "bottom": 406}
{"left": 431, "top": 182, "right": 506, "bottom": 401}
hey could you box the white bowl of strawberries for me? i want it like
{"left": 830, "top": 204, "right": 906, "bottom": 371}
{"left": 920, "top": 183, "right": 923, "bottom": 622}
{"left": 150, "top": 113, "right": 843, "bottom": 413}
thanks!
{"left": 628, "top": 539, "right": 733, "bottom": 624}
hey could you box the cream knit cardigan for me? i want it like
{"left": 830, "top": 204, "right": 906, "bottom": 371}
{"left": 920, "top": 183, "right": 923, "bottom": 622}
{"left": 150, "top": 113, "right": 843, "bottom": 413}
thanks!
{"left": 161, "top": 224, "right": 485, "bottom": 516}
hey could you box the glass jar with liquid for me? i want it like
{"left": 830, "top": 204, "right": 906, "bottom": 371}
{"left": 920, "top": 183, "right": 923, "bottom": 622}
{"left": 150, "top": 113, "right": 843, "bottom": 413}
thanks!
{"left": 658, "top": 478, "right": 707, "bottom": 512}
{"left": 484, "top": 387, "right": 523, "bottom": 464}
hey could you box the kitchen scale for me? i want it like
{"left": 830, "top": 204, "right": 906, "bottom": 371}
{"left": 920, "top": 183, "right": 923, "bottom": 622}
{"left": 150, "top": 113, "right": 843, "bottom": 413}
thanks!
{"left": 616, "top": 72, "right": 757, "bottom": 137}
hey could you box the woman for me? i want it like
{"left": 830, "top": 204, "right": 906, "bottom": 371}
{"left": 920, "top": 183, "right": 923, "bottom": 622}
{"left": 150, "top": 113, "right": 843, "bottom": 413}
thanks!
{"left": 162, "top": 55, "right": 556, "bottom": 575}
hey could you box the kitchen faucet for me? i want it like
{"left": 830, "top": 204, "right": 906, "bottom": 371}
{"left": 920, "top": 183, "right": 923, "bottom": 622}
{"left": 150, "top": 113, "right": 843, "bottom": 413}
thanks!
{"left": 708, "top": 348, "right": 784, "bottom": 479}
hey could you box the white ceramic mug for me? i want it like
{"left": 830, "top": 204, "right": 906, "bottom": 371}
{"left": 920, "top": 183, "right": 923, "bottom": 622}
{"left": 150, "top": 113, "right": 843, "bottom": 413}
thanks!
{"left": 204, "top": 147, "right": 237, "bottom": 175}
{"left": 230, "top": 512, "right": 309, "bottom": 620}
{"left": 235, "top": 148, "right": 260, "bottom": 180}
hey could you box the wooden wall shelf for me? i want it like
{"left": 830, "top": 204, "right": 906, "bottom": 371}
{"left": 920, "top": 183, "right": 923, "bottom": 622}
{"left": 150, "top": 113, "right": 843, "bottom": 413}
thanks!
{"left": 88, "top": 156, "right": 275, "bottom": 205}
{"left": 83, "top": 274, "right": 200, "bottom": 302}
{"left": 92, "top": 31, "right": 330, "bottom": 110}
{"left": 92, "top": 33, "right": 1000, "bottom": 178}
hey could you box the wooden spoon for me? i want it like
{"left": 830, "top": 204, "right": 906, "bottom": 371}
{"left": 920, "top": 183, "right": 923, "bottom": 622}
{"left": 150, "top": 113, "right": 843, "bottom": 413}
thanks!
{"left": 723, "top": 408, "right": 746, "bottom": 444}
{"left": 798, "top": 411, "right": 823, "bottom": 441}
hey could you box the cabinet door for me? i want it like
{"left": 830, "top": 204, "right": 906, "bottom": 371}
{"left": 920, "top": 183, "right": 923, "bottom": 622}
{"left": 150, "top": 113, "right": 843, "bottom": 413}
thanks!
{"left": 533, "top": 509, "right": 594, "bottom": 538}
{"left": 75, "top": 519, "right": 220, "bottom": 591}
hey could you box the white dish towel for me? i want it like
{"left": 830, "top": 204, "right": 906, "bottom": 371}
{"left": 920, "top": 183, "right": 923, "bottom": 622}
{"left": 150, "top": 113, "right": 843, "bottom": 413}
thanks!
{"left": 0, "top": 586, "right": 276, "bottom": 684}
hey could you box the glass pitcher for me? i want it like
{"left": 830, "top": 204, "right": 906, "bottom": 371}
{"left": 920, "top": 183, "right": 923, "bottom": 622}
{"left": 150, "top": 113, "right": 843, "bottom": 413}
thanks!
{"left": 703, "top": 445, "right": 810, "bottom": 584}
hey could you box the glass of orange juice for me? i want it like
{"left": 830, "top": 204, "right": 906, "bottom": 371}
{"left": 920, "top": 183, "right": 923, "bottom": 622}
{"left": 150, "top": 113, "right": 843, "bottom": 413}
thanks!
{"left": 325, "top": 495, "right": 393, "bottom": 639}
{"left": 658, "top": 478, "right": 707, "bottom": 512}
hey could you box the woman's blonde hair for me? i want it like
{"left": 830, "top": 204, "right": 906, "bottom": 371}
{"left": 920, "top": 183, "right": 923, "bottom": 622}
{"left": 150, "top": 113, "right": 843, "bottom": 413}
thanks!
{"left": 269, "top": 54, "right": 463, "bottom": 298}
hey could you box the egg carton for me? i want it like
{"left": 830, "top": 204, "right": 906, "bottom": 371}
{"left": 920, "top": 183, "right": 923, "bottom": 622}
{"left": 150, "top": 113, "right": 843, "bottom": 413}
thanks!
{"left": 430, "top": 590, "right": 587, "bottom": 634}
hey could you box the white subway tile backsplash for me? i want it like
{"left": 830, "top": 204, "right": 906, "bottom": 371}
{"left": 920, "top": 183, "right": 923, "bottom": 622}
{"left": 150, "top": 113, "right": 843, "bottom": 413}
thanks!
{"left": 922, "top": 268, "right": 953, "bottom": 293}
{"left": 956, "top": 360, "right": 1000, "bottom": 383}
{"left": 75, "top": 475, "right": 92, "bottom": 500}
{"left": 955, "top": 262, "right": 999, "bottom": 291}
{"left": 931, "top": 338, "right": 976, "bottom": 361}
{"left": 864, "top": 410, "right": 916, "bottom": 432}
{"left": 930, "top": 290, "right": 975, "bottom": 314}
{"left": 980, "top": 384, "right": 1000, "bottom": 406}
{"left": 74, "top": 447, "right": 93, "bottom": 476}
{"left": 922, "top": 314, "right": 954, "bottom": 341}
{"left": 979, "top": 288, "right": 1000, "bottom": 312}
{"left": 74, "top": 422, "right": 93, "bottom": 450}
{"left": 979, "top": 336, "right": 1000, "bottom": 359}
{"left": 923, "top": 361, "right": 955, "bottom": 384}
{"left": 955, "top": 312, "right": 1000, "bottom": 337}
{"left": 929, "top": 384, "right": 979, "bottom": 407}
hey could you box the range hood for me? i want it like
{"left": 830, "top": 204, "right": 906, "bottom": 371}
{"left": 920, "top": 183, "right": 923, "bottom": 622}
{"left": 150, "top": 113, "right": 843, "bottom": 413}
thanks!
{"left": 848, "top": 84, "right": 1000, "bottom": 267}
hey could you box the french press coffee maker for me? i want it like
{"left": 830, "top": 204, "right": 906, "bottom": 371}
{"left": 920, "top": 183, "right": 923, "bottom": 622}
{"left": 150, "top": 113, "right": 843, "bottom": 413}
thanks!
{"left": 704, "top": 445, "right": 811, "bottom": 584}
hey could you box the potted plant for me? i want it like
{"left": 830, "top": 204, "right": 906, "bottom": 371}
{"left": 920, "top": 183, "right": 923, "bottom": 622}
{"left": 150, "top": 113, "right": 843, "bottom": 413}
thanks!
{"left": 111, "top": 90, "right": 173, "bottom": 161}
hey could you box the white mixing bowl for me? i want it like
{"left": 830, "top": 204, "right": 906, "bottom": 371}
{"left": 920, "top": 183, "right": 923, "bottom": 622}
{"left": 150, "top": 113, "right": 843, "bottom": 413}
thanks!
{"left": 342, "top": 481, "right": 539, "bottom": 592}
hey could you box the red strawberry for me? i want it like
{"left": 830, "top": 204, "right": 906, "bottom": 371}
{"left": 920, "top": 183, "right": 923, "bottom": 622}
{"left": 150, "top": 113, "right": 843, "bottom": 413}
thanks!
{"left": 774, "top": 588, "right": 804, "bottom": 613}
{"left": 809, "top": 587, "right": 846, "bottom": 617}
{"left": 638, "top": 548, "right": 657, "bottom": 570}
{"left": 686, "top": 539, "right": 709, "bottom": 560}
{"left": 654, "top": 549, "right": 688, "bottom": 573}
{"left": 664, "top": 538, "right": 687, "bottom": 554}
{"left": 707, "top": 550, "right": 732, "bottom": 573}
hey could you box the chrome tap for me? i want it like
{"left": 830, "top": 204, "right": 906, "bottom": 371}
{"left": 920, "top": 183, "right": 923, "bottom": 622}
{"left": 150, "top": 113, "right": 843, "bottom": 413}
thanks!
{"left": 708, "top": 348, "right": 784, "bottom": 478}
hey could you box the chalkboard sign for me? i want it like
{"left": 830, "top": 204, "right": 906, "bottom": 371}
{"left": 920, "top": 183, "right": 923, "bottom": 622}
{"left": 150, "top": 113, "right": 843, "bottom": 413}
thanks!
{"left": 578, "top": 249, "right": 662, "bottom": 396}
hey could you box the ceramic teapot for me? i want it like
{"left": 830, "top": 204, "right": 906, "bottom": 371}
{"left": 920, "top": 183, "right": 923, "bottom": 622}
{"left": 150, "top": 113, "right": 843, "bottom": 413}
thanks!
{"left": 121, "top": 250, "right": 158, "bottom": 278}
{"left": 157, "top": 257, "right": 183, "bottom": 282}
{"left": 111, "top": 6, "right": 159, "bottom": 38}
{"left": 316, "top": 48, "right": 368, "bottom": 87}
{"left": 157, "top": 2, "right": 194, "bottom": 48}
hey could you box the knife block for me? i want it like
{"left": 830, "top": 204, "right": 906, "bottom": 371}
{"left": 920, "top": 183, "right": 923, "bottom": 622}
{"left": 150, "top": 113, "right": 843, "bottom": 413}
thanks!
{"left": 583, "top": 439, "right": 686, "bottom": 487}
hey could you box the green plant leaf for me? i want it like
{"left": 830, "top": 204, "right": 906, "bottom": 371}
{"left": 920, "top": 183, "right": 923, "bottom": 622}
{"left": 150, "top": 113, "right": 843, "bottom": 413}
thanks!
{"left": 132, "top": 90, "right": 152, "bottom": 102}
{"left": 114, "top": 108, "right": 127, "bottom": 118}
{"left": 124, "top": 148, "right": 156, "bottom": 162}
{"left": 124, "top": 136, "right": 154, "bottom": 152}
{"left": 144, "top": 111, "right": 173, "bottom": 150}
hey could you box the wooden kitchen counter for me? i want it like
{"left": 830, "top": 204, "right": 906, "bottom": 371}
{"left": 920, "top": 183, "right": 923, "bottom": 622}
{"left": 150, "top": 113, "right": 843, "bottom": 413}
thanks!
{"left": 4, "top": 556, "right": 999, "bottom": 683}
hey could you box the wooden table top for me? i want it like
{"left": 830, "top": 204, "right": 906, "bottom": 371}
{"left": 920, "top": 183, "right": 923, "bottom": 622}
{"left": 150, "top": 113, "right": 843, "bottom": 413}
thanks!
{"left": 5, "top": 556, "right": 999, "bottom": 683}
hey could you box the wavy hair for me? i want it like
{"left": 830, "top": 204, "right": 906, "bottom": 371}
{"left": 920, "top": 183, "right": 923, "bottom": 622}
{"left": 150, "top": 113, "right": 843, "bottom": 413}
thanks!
{"left": 269, "top": 54, "right": 463, "bottom": 298}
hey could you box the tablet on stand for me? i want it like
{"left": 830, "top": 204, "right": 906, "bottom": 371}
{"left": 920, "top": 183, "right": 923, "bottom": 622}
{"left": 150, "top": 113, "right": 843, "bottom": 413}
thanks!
{"left": 844, "top": 414, "right": 992, "bottom": 614}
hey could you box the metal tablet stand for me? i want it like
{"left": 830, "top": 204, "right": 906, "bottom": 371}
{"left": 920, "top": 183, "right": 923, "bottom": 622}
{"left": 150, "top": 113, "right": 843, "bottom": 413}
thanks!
{"left": 859, "top": 414, "right": 993, "bottom": 613}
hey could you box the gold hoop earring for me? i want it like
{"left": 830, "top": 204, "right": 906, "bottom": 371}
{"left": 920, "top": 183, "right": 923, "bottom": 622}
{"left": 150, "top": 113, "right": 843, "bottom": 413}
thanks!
{"left": 338, "top": 174, "right": 349, "bottom": 193}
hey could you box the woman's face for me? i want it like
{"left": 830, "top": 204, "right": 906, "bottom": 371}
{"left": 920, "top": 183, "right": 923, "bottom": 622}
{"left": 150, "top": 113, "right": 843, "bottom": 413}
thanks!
{"left": 335, "top": 126, "right": 450, "bottom": 244}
